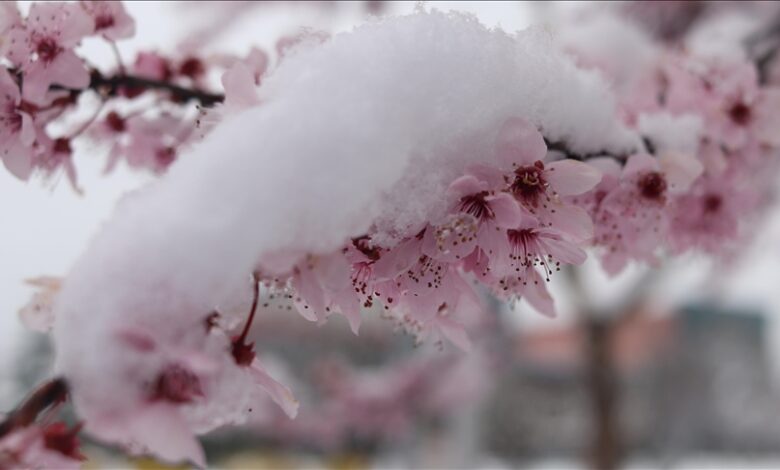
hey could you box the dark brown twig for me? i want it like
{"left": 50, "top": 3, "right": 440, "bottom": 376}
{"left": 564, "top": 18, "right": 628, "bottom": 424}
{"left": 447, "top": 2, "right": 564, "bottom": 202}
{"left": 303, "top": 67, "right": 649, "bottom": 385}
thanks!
{"left": 0, "top": 378, "right": 69, "bottom": 439}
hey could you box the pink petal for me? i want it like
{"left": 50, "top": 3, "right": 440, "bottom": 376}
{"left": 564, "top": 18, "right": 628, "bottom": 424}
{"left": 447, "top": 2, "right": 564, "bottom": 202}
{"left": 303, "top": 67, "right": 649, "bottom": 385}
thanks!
{"left": 622, "top": 153, "right": 658, "bottom": 178}
{"left": 544, "top": 203, "right": 594, "bottom": 242}
{"left": 49, "top": 51, "right": 91, "bottom": 89}
{"left": 545, "top": 160, "right": 602, "bottom": 196}
{"left": 58, "top": 3, "right": 95, "bottom": 47}
{"left": 88, "top": 404, "right": 206, "bottom": 468}
{"left": 0, "top": 3, "right": 21, "bottom": 34}
{"left": 246, "top": 47, "right": 269, "bottom": 80}
{"left": 249, "top": 358, "right": 299, "bottom": 419}
{"left": 486, "top": 192, "right": 527, "bottom": 228}
{"left": 495, "top": 117, "right": 547, "bottom": 169}
{"left": 586, "top": 157, "right": 622, "bottom": 180}
{"left": 221, "top": 63, "right": 260, "bottom": 108}
{"left": 658, "top": 151, "right": 702, "bottom": 191}
{"left": 523, "top": 268, "right": 556, "bottom": 317}
{"left": 372, "top": 237, "right": 421, "bottom": 280}
{"left": 537, "top": 234, "right": 587, "bottom": 265}
{"left": 447, "top": 174, "right": 487, "bottom": 200}
{"left": 20, "top": 112, "right": 36, "bottom": 146}
{"left": 2, "top": 143, "right": 33, "bottom": 180}
{"left": 291, "top": 267, "right": 324, "bottom": 322}
{"left": 331, "top": 286, "right": 362, "bottom": 334}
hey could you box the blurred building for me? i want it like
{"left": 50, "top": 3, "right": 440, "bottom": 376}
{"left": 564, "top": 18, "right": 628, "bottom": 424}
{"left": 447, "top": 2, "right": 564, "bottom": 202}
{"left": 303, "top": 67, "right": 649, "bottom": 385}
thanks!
{"left": 484, "top": 305, "right": 780, "bottom": 463}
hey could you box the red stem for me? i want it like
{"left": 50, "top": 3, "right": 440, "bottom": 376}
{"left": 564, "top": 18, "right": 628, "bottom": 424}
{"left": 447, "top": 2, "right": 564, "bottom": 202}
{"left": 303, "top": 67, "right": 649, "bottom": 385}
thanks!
{"left": 236, "top": 273, "right": 260, "bottom": 345}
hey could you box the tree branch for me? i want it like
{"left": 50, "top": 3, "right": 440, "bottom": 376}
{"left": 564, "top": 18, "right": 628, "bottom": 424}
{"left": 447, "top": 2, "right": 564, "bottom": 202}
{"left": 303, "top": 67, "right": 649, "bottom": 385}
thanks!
{"left": 54, "top": 71, "right": 225, "bottom": 107}
{"left": 0, "top": 378, "right": 69, "bottom": 439}
{"left": 543, "top": 137, "right": 636, "bottom": 162}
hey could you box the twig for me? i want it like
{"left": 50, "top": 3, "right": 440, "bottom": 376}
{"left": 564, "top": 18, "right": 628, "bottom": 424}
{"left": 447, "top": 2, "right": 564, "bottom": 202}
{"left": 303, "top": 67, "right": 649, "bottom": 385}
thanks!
{"left": 52, "top": 71, "right": 224, "bottom": 107}
{"left": 0, "top": 378, "right": 69, "bottom": 439}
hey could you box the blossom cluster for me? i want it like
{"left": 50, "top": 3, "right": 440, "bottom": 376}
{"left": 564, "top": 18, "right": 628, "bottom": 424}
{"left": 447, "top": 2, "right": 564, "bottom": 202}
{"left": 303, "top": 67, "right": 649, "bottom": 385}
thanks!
{"left": 0, "top": 1, "right": 279, "bottom": 189}
{"left": 3, "top": 2, "right": 780, "bottom": 469}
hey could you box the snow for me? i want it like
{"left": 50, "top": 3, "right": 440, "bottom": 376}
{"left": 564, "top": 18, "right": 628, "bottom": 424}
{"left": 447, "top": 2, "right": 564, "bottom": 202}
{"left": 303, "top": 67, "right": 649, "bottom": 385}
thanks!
{"left": 638, "top": 112, "right": 703, "bottom": 155}
{"left": 52, "top": 10, "right": 635, "bottom": 433}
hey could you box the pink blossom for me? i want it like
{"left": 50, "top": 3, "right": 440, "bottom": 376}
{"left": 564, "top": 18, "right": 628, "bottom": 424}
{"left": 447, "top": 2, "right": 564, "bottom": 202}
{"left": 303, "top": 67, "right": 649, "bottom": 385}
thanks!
{"left": 83, "top": 321, "right": 297, "bottom": 468}
{"left": 591, "top": 152, "right": 702, "bottom": 274}
{"left": 0, "top": 422, "right": 85, "bottom": 470}
{"left": 421, "top": 173, "right": 527, "bottom": 264}
{"left": 5, "top": 3, "right": 93, "bottom": 104}
{"left": 34, "top": 136, "right": 81, "bottom": 193}
{"left": 221, "top": 48, "right": 269, "bottom": 108}
{"left": 123, "top": 114, "right": 184, "bottom": 173}
{"left": 668, "top": 174, "right": 755, "bottom": 254}
{"left": 289, "top": 252, "right": 362, "bottom": 334}
{"left": 132, "top": 51, "right": 173, "bottom": 81}
{"left": 479, "top": 117, "right": 603, "bottom": 242}
{"left": 490, "top": 218, "right": 586, "bottom": 316}
{"left": 80, "top": 0, "right": 135, "bottom": 40}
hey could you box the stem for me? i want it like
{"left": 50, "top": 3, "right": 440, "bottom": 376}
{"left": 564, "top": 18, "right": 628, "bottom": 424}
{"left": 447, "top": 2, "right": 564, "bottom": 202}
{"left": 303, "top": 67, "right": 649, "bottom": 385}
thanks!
{"left": 52, "top": 71, "right": 225, "bottom": 107}
{"left": 236, "top": 273, "right": 261, "bottom": 345}
{"left": 0, "top": 378, "right": 69, "bottom": 439}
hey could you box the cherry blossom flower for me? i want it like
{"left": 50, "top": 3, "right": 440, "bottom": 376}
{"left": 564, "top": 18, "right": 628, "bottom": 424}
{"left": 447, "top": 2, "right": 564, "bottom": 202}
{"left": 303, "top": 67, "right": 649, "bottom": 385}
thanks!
{"left": 490, "top": 218, "right": 587, "bottom": 316}
{"left": 5, "top": 3, "right": 93, "bottom": 104}
{"left": 289, "top": 252, "right": 362, "bottom": 334}
{"left": 668, "top": 174, "right": 757, "bottom": 254}
{"left": 476, "top": 117, "right": 602, "bottom": 242}
{"left": 34, "top": 136, "right": 81, "bottom": 193}
{"left": 80, "top": 0, "right": 135, "bottom": 40}
{"left": 594, "top": 152, "right": 702, "bottom": 273}
{"left": 421, "top": 173, "right": 527, "bottom": 264}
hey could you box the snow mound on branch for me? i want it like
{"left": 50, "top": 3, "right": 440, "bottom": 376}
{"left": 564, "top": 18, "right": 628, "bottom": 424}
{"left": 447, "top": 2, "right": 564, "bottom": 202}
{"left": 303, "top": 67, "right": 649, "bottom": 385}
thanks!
{"left": 53, "top": 10, "right": 634, "bottom": 448}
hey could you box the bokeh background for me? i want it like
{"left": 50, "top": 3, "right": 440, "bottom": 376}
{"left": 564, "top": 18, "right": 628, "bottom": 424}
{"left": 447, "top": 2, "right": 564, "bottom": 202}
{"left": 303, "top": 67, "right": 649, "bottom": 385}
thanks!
{"left": 4, "top": 1, "right": 780, "bottom": 468}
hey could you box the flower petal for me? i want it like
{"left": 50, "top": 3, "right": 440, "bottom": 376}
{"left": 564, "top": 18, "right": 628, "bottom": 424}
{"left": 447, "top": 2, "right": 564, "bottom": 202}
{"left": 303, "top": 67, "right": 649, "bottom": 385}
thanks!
{"left": 545, "top": 160, "right": 602, "bottom": 196}
{"left": 249, "top": 358, "right": 299, "bottom": 419}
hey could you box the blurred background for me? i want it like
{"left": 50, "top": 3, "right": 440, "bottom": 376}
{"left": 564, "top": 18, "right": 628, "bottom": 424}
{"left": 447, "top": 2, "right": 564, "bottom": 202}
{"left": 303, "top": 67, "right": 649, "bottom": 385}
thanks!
{"left": 4, "top": 1, "right": 780, "bottom": 468}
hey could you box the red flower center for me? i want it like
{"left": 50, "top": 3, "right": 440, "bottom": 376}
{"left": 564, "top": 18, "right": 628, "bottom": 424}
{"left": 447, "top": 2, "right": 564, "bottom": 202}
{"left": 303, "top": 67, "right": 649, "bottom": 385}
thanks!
{"left": 459, "top": 191, "right": 494, "bottom": 221}
{"left": 155, "top": 147, "right": 176, "bottom": 168}
{"left": 729, "top": 102, "right": 751, "bottom": 126}
{"left": 511, "top": 161, "right": 547, "bottom": 206}
{"left": 105, "top": 112, "right": 126, "bottom": 132}
{"left": 637, "top": 171, "right": 667, "bottom": 201}
{"left": 179, "top": 57, "right": 205, "bottom": 79}
{"left": 703, "top": 194, "right": 722, "bottom": 213}
{"left": 35, "top": 37, "right": 61, "bottom": 63}
{"left": 95, "top": 14, "right": 115, "bottom": 31}
{"left": 152, "top": 364, "right": 203, "bottom": 404}
{"left": 43, "top": 422, "right": 86, "bottom": 461}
